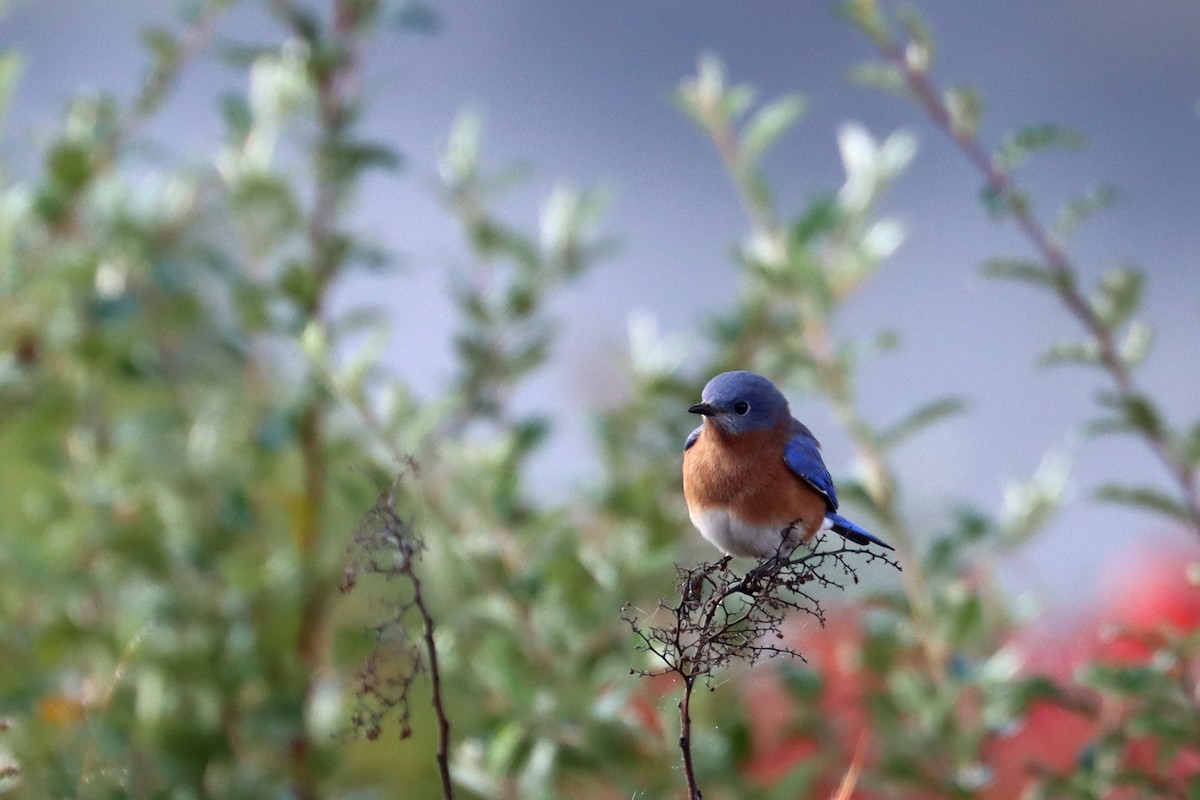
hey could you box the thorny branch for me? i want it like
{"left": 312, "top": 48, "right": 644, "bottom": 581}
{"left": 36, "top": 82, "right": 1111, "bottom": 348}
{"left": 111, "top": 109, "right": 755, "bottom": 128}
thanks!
{"left": 624, "top": 533, "right": 899, "bottom": 800}
{"left": 856, "top": 13, "right": 1200, "bottom": 538}
{"left": 341, "top": 478, "right": 455, "bottom": 800}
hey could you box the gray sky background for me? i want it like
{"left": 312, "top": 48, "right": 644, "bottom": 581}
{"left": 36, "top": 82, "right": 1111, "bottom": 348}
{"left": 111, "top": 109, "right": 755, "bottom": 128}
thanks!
{"left": 3, "top": 1, "right": 1199, "bottom": 607}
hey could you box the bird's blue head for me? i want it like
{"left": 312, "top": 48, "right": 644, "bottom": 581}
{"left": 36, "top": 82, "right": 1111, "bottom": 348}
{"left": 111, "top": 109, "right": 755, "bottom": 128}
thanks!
{"left": 689, "top": 371, "right": 789, "bottom": 435}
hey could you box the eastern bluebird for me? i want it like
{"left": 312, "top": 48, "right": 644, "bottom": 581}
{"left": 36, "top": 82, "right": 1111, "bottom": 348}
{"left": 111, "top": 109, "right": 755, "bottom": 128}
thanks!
{"left": 682, "top": 371, "right": 894, "bottom": 559}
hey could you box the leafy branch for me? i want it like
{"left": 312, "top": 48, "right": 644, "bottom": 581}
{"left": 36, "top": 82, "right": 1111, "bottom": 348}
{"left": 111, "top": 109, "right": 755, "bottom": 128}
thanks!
{"left": 846, "top": 0, "right": 1200, "bottom": 538}
{"left": 120, "top": 0, "right": 234, "bottom": 143}
{"left": 440, "top": 110, "right": 612, "bottom": 431}
{"left": 258, "top": 2, "right": 397, "bottom": 796}
{"left": 663, "top": 53, "right": 1088, "bottom": 795}
{"left": 330, "top": 107, "right": 614, "bottom": 797}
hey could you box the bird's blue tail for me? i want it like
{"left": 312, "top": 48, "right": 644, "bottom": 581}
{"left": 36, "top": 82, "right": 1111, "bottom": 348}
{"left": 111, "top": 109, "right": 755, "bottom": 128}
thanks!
{"left": 827, "top": 513, "right": 894, "bottom": 551}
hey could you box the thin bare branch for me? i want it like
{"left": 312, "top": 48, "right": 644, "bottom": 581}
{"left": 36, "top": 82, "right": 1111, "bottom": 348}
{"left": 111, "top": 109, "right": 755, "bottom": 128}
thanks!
{"left": 625, "top": 533, "right": 899, "bottom": 799}
{"left": 341, "top": 478, "right": 455, "bottom": 800}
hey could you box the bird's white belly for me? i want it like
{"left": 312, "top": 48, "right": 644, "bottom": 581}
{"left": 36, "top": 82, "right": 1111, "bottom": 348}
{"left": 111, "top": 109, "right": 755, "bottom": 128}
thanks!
{"left": 689, "top": 506, "right": 806, "bottom": 559}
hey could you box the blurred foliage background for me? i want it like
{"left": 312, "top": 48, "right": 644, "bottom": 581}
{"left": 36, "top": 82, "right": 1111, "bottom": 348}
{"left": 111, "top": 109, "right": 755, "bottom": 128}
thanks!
{"left": 0, "top": 1, "right": 1198, "bottom": 799}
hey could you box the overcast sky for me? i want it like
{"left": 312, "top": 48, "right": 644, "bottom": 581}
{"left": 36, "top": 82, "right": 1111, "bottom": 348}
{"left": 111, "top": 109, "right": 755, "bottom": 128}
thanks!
{"left": 4, "top": 1, "right": 1200, "bottom": 606}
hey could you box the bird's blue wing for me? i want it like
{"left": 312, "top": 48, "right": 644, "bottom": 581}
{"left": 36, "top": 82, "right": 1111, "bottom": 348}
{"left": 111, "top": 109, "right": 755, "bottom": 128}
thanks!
{"left": 684, "top": 425, "right": 702, "bottom": 451}
{"left": 783, "top": 425, "right": 838, "bottom": 510}
{"left": 827, "top": 513, "right": 894, "bottom": 550}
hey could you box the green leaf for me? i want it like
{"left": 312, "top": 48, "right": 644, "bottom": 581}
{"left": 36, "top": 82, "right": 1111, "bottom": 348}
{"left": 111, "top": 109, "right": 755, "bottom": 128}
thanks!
{"left": 47, "top": 141, "right": 94, "bottom": 192}
{"left": 1098, "top": 391, "right": 1165, "bottom": 439}
{"left": 280, "top": 261, "right": 318, "bottom": 308}
{"left": 218, "top": 42, "right": 280, "bottom": 68}
{"left": 1184, "top": 421, "right": 1200, "bottom": 466}
{"left": 1085, "top": 396, "right": 1171, "bottom": 445}
{"left": 326, "top": 139, "right": 403, "bottom": 178}
{"left": 875, "top": 328, "right": 901, "bottom": 351}
{"left": 741, "top": 95, "right": 806, "bottom": 165}
{"left": 941, "top": 589, "right": 985, "bottom": 648}
{"left": 995, "top": 124, "right": 1087, "bottom": 173}
{"left": 676, "top": 53, "right": 722, "bottom": 127}
{"left": 539, "top": 184, "right": 610, "bottom": 276}
{"left": 842, "top": 0, "right": 890, "bottom": 43}
{"left": 1089, "top": 266, "right": 1142, "bottom": 328}
{"left": 979, "top": 183, "right": 1029, "bottom": 220}
{"left": 1053, "top": 185, "right": 1118, "bottom": 242}
{"left": 925, "top": 508, "right": 992, "bottom": 575}
{"left": 346, "top": 242, "right": 394, "bottom": 272}
{"left": 231, "top": 174, "right": 301, "bottom": 256}
{"left": 676, "top": 53, "right": 757, "bottom": 136}
{"left": 1118, "top": 319, "right": 1153, "bottom": 367}
{"left": 1080, "top": 662, "right": 1160, "bottom": 695}
{"left": 1083, "top": 416, "right": 1134, "bottom": 438}
{"left": 391, "top": 1, "right": 439, "bottom": 34}
{"left": 982, "top": 675, "right": 1064, "bottom": 732}
{"left": 982, "top": 258, "right": 1059, "bottom": 289}
{"left": 0, "top": 50, "right": 24, "bottom": 131}
{"left": 944, "top": 85, "right": 982, "bottom": 139}
{"left": 273, "top": 3, "right": 320, "bottom": 42}
{"left": 787, "top": 194, "right": 842, "bottom": 246}
{"left": 847, "top": 61, "right": 908, "bottom": 96}
{"left": 140, "top": 26, "right": 179, "bottom": 65}
{"left": 1038, "top": 339, "right": 1100, "bottom": 368}
{"left": 878, "top": 396, "right": 968, "bottom": 450}
{"left": 512, "top": 417, "right": 551, "bottom": 455}
{"left": 442, "top": 109, "right": 482, "bottom": 186}
{"left": 999, "top": 448, "right": 1070, "bottom": 546}
{"left": 220, "top": 93, "right": 253, "bottom": 139}
{"left": 742, "top": 172, "right": 774, "bottom": 221}
{"left": 1094, "top": 484, "right": 1193, "bottom": 524}
{"left": 898, "top": 5, "right": 934, "bottom": 72}
{"left": 724, "top": 85, "right": 755, "bottom": 124}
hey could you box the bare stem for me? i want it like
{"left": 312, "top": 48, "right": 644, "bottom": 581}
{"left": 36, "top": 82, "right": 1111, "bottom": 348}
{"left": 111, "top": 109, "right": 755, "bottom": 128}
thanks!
{"left": 342, "top": 483, "right": 455, "bottom": 800}
{"left": 679, "top": 675, "right": 702, "bottom": 800}
{"left": 865, "top": 30, "right": 1200, "bottom": 537}
{"left": 407, "top": 564, "right": 455, "bottom": 800}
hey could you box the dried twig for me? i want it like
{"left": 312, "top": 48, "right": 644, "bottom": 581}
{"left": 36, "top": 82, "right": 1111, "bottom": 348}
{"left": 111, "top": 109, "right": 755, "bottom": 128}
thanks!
{"left": 625, "top": 533, "right": 899, "bottom": 799}
{"left": 341, "top": 478, "right": 455, "bottom": 800}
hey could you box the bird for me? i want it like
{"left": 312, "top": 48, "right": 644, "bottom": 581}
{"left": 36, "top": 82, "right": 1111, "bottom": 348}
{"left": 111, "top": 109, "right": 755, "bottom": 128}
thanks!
{"left": 682, "top": 370, "right": 893, "bottom": 560}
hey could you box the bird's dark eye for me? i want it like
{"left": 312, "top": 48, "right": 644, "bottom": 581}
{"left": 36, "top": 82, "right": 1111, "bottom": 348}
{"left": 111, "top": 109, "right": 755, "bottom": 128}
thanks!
{"left": 733, "top": 401, "right": 750, "bottom": 416}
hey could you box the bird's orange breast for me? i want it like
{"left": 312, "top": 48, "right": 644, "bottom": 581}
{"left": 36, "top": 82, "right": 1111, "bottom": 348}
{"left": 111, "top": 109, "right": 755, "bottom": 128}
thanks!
{"left": 683, "top": 421, "right": 828, "bottom": 537}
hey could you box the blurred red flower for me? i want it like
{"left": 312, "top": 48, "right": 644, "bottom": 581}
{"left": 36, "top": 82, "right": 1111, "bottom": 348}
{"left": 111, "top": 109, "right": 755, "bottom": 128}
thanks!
{"left": 739, "top": 540, "right": 1200, "bottom": 797}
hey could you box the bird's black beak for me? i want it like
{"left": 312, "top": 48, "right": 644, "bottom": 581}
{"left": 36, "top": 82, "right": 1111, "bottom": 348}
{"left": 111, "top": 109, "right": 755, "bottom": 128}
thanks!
{"left": 688, "top": 402, "right": 717, "bottom": 416}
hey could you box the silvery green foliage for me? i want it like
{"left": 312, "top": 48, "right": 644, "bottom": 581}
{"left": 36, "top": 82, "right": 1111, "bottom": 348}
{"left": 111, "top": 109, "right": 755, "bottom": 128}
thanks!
{"left": 845, "top": 2, "right": 1200, "bottom": 796}
{"left": 0, "top": 2, "right": 1194, "bottom": 798}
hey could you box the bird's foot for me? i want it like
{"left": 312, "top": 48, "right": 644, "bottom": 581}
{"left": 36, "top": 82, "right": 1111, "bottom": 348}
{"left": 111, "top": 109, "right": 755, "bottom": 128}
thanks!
{"left": 742, "top": 555, "right": 782, "bottom": 591}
